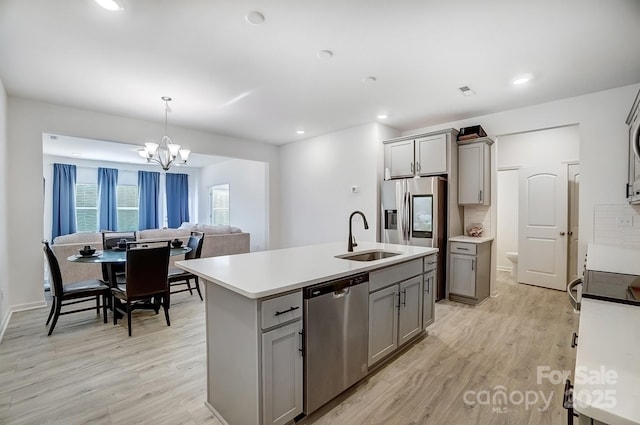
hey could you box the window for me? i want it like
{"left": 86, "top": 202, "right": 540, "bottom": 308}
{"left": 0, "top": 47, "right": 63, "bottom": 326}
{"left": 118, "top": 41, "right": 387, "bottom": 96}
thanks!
{"left": 117, "top": 185, "right": 139, "bottom": 231}
{"left": 75, "top": 183, "right": 98, "bottom": 232}
{"left": 209, "top": 184, "right": 230, "bottom": 226}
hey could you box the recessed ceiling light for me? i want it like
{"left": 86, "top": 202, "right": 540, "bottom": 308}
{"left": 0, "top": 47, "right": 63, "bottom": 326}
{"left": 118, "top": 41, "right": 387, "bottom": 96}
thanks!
{"left": 317, "top": 50, "right": 334, "bottom": 60}
{"left": 71, "top": 152, "right": 82, "bottom": 157}
{"left": 362, "top": 76, "right": 377, "bottom": 84}
{"left": 377, "top": 114, "right": 388, "bottom": 119}
{"left": 95, "top": 0, "right": 123, "bottom": 11}
{"left": 246, "top": 11, "right": 265, "bottom": 25}
{"left": 296, "top": 130, "right": 305, "bottom": 135}
{"left": 512, "top": 75, "right": 532, "bottom": 85}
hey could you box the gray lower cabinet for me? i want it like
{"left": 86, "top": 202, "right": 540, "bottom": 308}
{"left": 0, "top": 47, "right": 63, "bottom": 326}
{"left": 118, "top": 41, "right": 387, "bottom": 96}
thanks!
{"left": 449, "top": 241, "right": 491, "bottom": 304}
{"left": 423, "top": 267, "right": 435, "bottom": 328}
{"left": 261, "top": 320, "right": 303, "bottom": 425}
{"left": 368, "top": 275, "right": 423, "bottom": 366}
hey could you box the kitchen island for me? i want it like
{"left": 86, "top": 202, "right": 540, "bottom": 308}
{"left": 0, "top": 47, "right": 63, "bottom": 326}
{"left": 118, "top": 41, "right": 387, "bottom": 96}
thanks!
{"left": 176, "top": 241, "right": 438, "bottom": 425}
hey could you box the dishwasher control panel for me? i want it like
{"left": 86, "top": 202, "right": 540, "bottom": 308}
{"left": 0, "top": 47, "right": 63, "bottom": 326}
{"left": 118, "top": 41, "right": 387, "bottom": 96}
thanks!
{"left": 304, "top": 272, "right": 369, "bottom": 299}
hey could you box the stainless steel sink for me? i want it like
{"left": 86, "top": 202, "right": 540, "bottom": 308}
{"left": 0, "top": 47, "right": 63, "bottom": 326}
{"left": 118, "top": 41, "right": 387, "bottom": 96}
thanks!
{"left": 335, "top": 250, "right": 402, "bottom": 262}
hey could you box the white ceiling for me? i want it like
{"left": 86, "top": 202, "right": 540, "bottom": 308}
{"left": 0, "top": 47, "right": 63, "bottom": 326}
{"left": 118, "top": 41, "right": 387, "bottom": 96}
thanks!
{"left": 2, "top": 0, "right": 640, "bottom": 150}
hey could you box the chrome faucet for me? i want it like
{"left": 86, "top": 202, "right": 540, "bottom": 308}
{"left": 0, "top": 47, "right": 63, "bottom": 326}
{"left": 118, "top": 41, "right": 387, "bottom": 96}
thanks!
{"left": 348, "top": 211, "right": 369, "bottom": 252}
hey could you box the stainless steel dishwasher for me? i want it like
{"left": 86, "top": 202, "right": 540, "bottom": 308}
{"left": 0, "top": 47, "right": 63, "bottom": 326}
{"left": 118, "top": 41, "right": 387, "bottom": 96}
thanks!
{"left": 303, "top": 272, "right": 369, "bottom": 415}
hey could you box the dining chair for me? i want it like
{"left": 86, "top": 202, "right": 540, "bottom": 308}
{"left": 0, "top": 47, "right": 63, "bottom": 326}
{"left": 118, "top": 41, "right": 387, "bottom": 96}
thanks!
{"left": 101, "top": 231, "right": 136, "bottom": 285}
{"left": 111, "top": 240, "right": 171, "bottom": 337}
{"left": 168, "top": 232, "right": 205, "bottom": 301}
{"left": 42, "top": 240, "right": 109, "bottom": 336}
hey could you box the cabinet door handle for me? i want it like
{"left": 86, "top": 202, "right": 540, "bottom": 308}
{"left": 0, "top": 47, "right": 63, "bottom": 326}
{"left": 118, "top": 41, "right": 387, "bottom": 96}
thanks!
{"left": 410, "top": 162, "right": 414, "bottom": 174}
{"left": 425, "top": 279, "right": 430, "bottom": 294}
{"left": 275, "top": 306, "right": 299, "bottom": 316}
{"left": 471, "top": 259, "right": 475, "bottom": 271}
{"left": 560, "top": 232, "right": 566, "bottom": 236}
{"left": 396, "top": 292, "right": 401, "bottom": 309}
{"left": 401, "top": 289, "right": 407, "bottom": 307}
{"left": 298, "top": 330, "right": 304, "bottom": 356}
{"left": 571, "top": 332, "right": 578, "bottom": 348}
{"left": 478, "top": 190, "right": 482, "bottom": 202}
{"left": 416, "top": 162, "right": 421, "bottom": 173}
{"left": 457, "top": 247, "right": 469, "bottom": 251}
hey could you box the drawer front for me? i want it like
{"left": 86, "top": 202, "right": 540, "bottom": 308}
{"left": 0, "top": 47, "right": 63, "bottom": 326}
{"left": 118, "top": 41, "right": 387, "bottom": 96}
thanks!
{"left": 370, "top": 258, "right": 422, "bottom": 292}
{"left": 261, "top": 291, "right": 303, "bottom": 330}
{"left": 450, "top": 242, "right": 477, "bottom": 255}
{"left": 424, "top": 254, "right": 438, "bottom": 272}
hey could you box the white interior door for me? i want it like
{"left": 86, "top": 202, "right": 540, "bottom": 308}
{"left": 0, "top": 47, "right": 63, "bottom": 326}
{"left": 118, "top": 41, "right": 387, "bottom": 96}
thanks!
{"left": 518, "top": 165, "right": 568, "bottom": 291}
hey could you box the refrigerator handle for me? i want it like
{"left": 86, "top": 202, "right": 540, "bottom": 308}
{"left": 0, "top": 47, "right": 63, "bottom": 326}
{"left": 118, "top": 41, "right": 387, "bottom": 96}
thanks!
{"left": 405, "top": 190, "right": 411, "bottom": 241}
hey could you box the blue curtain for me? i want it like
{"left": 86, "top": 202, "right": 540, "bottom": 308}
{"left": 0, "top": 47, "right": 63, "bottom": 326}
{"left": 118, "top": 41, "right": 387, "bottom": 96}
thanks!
{"left": 52, "top": 163, "right": 77, "bottom": 240}
{"left": 166, "top": 173, "right": 190, "bottom": 228}
{"left": 98, "top": 167, "right": 118, "bottom": 231}
{"left": 138, "top": 171, "right": 160, "bottom": 230}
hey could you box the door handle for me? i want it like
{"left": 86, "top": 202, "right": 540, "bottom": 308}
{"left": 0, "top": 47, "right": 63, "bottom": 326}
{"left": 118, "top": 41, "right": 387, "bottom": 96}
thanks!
{"left": 401, "top": 289, "right": 407, "bottom": 307}
{"left": 410, "top": 162, "right": 414, "bottom": 174}
{"left": 396, "top": 292, "right": 401, "bottom": 309}
{"left": 471, "top": 259, "right": 475, "bottom": 271}
{"left": 298, "top": 330, "right": 304, "bottom": 356}
{"left": 416, "top": 162, "right": 421, "bottom": 173}
{"left": 568, "top": 231, "right": 573, "bottom": 236}
{"left": 478, "top": 190, "right": 482, "bottom": 202}
{"left": 560, "top": 232, "right": 566, "bottom": 236}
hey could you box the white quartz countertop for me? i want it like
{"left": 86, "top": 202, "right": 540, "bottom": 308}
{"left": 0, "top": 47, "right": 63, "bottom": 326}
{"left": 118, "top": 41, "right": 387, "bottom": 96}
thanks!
{"left": 587, "top": 243, "right": 640, "bottom": 275}
{"left": 176, "top": 241, "right": 438, "bottom": 299}
{"left": 574, "top": 298, "right": 640, "bottom": 425}
{"left": 448, "top": 235, "right": 494, "bottom": 244}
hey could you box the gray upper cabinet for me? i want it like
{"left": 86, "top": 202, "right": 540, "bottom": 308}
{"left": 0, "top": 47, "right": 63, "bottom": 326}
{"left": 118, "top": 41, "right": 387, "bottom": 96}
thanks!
{"left": 458, "top": 138, "right": 493, "bottom": 205}
{"left": 386, "top": 139, "right": 415, "bottom": 178}
{"left": 415, "top": 134, "right": 447, "bottom": 175}
{"left": 384, "top": 129, "right": 457, "bottom": 179}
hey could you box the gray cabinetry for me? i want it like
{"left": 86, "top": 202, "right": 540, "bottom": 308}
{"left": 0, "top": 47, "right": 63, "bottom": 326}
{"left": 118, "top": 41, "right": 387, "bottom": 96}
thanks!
{"left": 423, "top": 254, "right": 437, "bottom": 328}
{"left": 449, "top": 241, "right": 491, "bottom": 304}
{"left": 398, "top": 276, "right": 424, "bottom": 345}
{"left": 368, "top": 258, "right": 427, "bottom": 366}
{"left": 458, "top": 138, "right": 493, "bottom": 205}
{"left": 368, "top": 284, "right": 399, "bottom": 365}
{"left": 383, "top": 129, "right": 457, "bottom": 179}
{"left": 261, "top": 320, "right": 303, "bottom": 425}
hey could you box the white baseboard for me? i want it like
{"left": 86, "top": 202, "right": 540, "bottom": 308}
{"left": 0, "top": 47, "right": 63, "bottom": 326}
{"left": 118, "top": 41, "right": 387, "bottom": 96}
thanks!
{"left": 0, "top": 300, "right": 47, "bottom": 344}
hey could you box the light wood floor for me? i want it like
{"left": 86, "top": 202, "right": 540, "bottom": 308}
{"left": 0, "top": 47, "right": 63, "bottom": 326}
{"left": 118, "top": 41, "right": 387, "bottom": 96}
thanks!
{"left": 0, "top": 272, "right": 577, "bottom": 425}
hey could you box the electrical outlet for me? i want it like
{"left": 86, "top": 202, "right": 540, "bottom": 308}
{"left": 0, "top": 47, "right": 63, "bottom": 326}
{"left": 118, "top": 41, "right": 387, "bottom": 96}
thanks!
{"left": 617, "top": 215, "right": 633, "bottom": 227}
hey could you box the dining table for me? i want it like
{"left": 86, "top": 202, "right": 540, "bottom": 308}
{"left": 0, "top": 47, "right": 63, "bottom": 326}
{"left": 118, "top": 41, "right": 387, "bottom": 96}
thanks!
{"left": 68, "top": 246, "right": 192, "bottom": 314}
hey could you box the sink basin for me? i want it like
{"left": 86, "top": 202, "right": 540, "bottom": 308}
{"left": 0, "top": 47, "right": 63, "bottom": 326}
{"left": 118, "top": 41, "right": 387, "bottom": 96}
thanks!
{"left": 335, "top": 250, "right": 402, "bottom": 262}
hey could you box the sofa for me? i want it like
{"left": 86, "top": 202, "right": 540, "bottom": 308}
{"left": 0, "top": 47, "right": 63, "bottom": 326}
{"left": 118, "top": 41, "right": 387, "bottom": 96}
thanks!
{"left": 50, "top": 224, "right": 250, "bottom": 286}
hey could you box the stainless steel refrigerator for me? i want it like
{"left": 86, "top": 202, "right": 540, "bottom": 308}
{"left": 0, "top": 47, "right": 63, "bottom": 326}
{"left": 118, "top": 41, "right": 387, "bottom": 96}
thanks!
{"left": 381, "top": 176, "right": 447, "bottom": 299}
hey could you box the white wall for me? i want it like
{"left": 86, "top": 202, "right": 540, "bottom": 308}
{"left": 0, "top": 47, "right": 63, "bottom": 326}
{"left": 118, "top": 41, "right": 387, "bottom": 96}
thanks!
{"left": 496, "top": 170, "right": 519, "bottom": 270}
{"left": 0, "top": 78, "right": 10, "bottom": 338}
{"left": 42, "top": 154, "right": 201, "bottom": 242}
{"left": 405, "top": 83, "right": 640, "bottom": 286}
{"left": 279, "top": 123, "right": 400, "bottom": 248}
{"left": 199, "top": 158, "right": 268, "bottom": 252}
{"left": 495, "top": 125, "right": 580, "bottom": 271}
{"left": 5, "top": 97, "right": 280, "bottom": 314}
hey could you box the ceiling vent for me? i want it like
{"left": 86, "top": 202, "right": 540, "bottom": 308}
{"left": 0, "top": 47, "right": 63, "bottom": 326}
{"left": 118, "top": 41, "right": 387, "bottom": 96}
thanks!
{"left": 459, "top": 86, "right": 475, "bottom": 96}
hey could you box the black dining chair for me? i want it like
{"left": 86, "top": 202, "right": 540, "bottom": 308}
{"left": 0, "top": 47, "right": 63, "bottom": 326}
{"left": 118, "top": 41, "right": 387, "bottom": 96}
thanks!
{"left": 168, "top": 232, "right": 204, "bottom": 301}
{"left": 101, "top": 231, "right": 136, "bottom": 285}
{"left": 42, "top": 240, "right": 110, "bottom": 336}
{"left": 111, "top": 240, "right": 171, "bottom": 337}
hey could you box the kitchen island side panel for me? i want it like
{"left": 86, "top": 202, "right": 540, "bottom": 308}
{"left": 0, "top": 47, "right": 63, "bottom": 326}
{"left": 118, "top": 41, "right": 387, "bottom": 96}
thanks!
{"left": 206, "top": 280, "right": 261, "bottom": 425}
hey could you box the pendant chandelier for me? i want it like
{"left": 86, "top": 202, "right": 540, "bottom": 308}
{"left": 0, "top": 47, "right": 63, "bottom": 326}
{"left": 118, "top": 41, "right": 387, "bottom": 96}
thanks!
{"left": 138, "top": 96, "right": 190, "bottom": 171}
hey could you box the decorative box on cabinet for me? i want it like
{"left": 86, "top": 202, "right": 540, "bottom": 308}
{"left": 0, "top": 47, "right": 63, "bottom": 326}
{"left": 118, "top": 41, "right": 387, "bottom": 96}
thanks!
{"left": 448, "top": 238, "right": 491, "bottom": 305}
{"left": 458, "top": 137, "right": 493, "bottom": 205}
{"left": 383, "top": 129, "right": 458, "bottom": 179}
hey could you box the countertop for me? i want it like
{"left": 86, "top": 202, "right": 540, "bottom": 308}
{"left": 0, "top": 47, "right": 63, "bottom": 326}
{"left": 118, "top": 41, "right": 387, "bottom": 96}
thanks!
{"left": 448, "top": 235, "right": 494, "bottom": 244}
{"left": 176, "top": 241, "right": 438, "bottom": 299}
{"left": 574, "top": 298, "right": 640, "bottom": 425}
{"left": 586, "top": 243, "right": 640, "bottom": 275}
